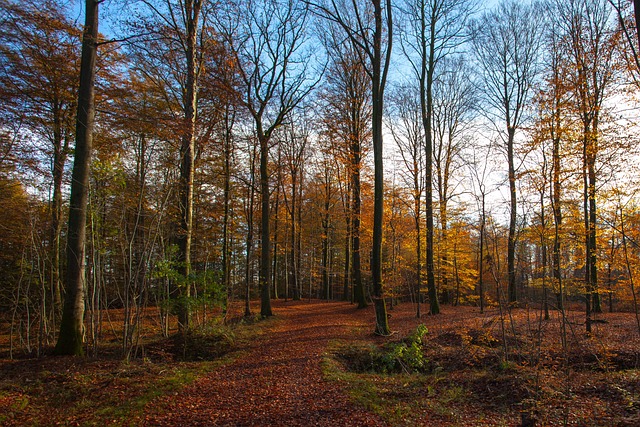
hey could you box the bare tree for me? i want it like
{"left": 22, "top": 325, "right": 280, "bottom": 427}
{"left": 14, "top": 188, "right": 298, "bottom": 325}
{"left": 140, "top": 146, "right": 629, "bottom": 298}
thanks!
{"left": 217, "top": 0, "right": 317, "bottom": 317}
{"left": 320, "top": 26, "right": 371, "bottom": 308}
{"left": 399, "top": 0, "right": 476, "bottom": 314}
{"left": 311, "top": 0, "right": 393, "bottom": 335}
{"left": 470, "top": 0, "right": 543, "bottom": 304}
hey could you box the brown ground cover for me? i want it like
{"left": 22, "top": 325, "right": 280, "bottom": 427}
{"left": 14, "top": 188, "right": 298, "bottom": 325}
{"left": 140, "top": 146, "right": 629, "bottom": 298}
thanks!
{"left": 1, "top": 299, "right": 639, "bottom": 426}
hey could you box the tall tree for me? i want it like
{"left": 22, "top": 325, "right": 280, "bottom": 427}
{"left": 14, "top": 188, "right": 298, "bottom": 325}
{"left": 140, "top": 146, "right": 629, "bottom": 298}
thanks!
{"left": 555, "top": 0, "right": 618, "bottom": 322}
{"left": 400, "top": 0, "right": 476, "bottom": 314}
{"left": 128, "top": 0, "right": 212, "bottom": 329}
{"left": 54, "top": 0, "right": 99, "bottom": 356}
{"left": 313, "top": 0, "right": 393, "bottom": 335}
{"left": 389, "top": 84, "right": 425, "bottom": 317}
{"left": 217, "top": 0, "right": 316, "bottom": 317}
{"left": 471, "top": 0, "right": 543, "bottom": 304}
{"left": 321, "top": 29, "right": 371, "bottom": 308}
{"left": 536, "top": 5, "right": 572, "bottom": 310}
{"left": 282, "top": 117, "right": 310, "bottom": 301}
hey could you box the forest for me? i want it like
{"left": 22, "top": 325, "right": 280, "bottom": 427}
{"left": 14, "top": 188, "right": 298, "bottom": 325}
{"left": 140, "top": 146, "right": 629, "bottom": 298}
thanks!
{"left": 1, "top": 0, "right": 640, "bottom": 425}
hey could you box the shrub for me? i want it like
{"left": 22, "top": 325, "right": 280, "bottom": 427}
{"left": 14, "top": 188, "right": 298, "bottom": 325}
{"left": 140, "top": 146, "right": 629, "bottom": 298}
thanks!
{"left": 173, "top": 325, "right": 235, "bottom": 361}
{"left": 336, "top": 325, "right": 429, "bottom": 374}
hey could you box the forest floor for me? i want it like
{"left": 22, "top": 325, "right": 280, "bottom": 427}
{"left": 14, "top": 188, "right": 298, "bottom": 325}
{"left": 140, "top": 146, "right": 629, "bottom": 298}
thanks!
{"left": 1, "top": 299, "right": 640, "bottom": 426}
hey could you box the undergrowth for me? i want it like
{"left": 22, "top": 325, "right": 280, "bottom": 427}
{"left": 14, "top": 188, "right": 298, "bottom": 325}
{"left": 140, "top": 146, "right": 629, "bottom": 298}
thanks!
{"left": 335, "top": 324, "right": 429, "bottom": 374}
{"left": 0, "top": 315, "right": 271, "bottom": 426}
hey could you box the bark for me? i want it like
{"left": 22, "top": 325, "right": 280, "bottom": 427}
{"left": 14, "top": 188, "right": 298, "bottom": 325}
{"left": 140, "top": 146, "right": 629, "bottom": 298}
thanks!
{"left": 55, "top": 0, "right": 99, "bottom": 356}
{"left": 289, "top": 170, "right": 299, "bottom": 301}
{"left": 222, "top": 107, "right": 234, "bottom": 312}
{"left": 343, "top": 189, "right": 352, "bottom": 302}
{"left": 244, "top": 146, "right": 257, "bottom": 317}
{"left": 635, "top": 0, "right": 640, "bottom": 51}
{"left": 420, "top": 3, "right": 439, "bottom": 315}
{"left": 174, "top": 0, "right": 202, "bottom": 331}
{"left": 322, "top": 189, "right": 331, "bottom": 300}
{"left": 351, "top": 134, "right": 366, "bottom": 308}
{"left": 415, "top": 172, "right": 422, "bottom": 318}
{"left": 507, "top": 126, "right": 517, "bottom": 304}
{"left": 479, "top": 194, "right": 486, "bottom": 313}
{"left": 50, "top": 128, "right": 68, "bottom": 310}
{"left": 552, "top": 95, "right": 564, "bottom": 311}
{"left": 259, "top": 132, "right": 273, "bottom": 317}
{"left": 371, "top": 0, "right": 391, "bottom": 336}
{"left": 272, "top": 172, "right": 281, "bottom": 300}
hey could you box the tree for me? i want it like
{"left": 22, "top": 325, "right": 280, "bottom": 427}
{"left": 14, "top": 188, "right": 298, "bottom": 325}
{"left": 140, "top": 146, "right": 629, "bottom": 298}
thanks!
{"left": 535, "top": 7, "right": 573, "bottom": 310}
{"left": 470, "top": 0, "right": 543, "bottom": 304}
{"left": 555, "top": 0, "right": 619, "bottom": 323}
{"left": 313, "top": 0, "right": 393, "bottom": 335}
{"left": 399, "top": 0, "right": 476, "bottom": 314}
{"left": 431, "top": 57, "right": 476, "bottom": 304}
{"left": 55, "top": 0, "right": 99, "bottom": 356}
{"left": 281, "top": 116, "right": 310, "bottom": 301}
{"left": 389, "top": 84, "right": 425, "bottom": 317}
{"left": 321, "top": 29, "right": 372, "bottom": 308}
{"left": 217, "top": 0, "right": 316, "bottom": 317}
{"left": 127, "top": 0, "right": 219, "bottom": 329}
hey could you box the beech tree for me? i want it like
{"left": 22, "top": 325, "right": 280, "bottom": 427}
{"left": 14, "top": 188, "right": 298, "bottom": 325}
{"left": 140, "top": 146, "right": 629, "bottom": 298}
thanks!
{"left": 555, "top": 0, "right": 619, "bottom": 324}
{"left": 127, "top": 0, "right": 215, "bottom": 329}
{"left": 535, "top": 6, "right": 573, "bottom": 310}
{"left": 321, "top": 29, "right": 372, "bottom": 308}
{"left": 312, "top": 0, "right": 393, "bottom": 335}
{"left": 281, "top": 116, "right": 310, "bottom": 301}
{"left": 389, "top": 84, "right": 427, "bottom": 316}
{"left": 217, "top": 0, "right": 316, "bottom": 317}
{"left": 431, "top": 57, "right": 476, "bottom": 304}
{"left": 55, "top": 0, "right": 99, "bottom": 356}
{"left": 470, "top": 0, "right": 543, "bottom": 304}
{"left": 399, "top": 0, "right": 476, "bottom": 314}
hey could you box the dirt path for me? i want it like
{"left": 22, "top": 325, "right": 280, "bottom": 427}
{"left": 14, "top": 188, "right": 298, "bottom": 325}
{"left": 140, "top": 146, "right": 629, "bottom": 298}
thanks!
{"left": 144, "top": 300, "right": 387, "bottom": 426}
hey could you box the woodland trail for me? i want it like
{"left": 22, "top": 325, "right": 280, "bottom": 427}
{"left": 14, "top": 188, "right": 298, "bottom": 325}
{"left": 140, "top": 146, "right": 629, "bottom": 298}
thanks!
{"left": 144, "top": 300, "right": 387, "bottom": 426}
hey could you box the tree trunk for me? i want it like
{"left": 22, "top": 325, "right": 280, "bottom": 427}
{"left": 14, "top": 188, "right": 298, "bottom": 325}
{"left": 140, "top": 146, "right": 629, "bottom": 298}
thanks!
{"left": 552, "top": 111, "right": 563, "bottom": 311}
{"left": 479, "top": 194, "right": 485, "bottom": 313}
{"left": 322, "top": 174, "right": 331, "bottom": 300}
{"left": 174, "top": 0, "right": 202, "bottom": 331}
{"left": 289, "top": 171, "right": 300, "bottom": 301}
{"left": 244, "top": 145, "right": 257, "bottom": 317}
{"left": 351, "top": 140, "right": 366, "bottom": 308}
{"left": 420, "top": 1, "right": 439, "bottom": 316}
{"left": 371, "top": 0, "right": 390, "bottom": 336}
{"left": 507, "top": 126, "right": 518, "bottom": 304}
{"left": 259, "top": 132, "right": 273, "bottom": 317}
{"left": 50, "top": 121, "right": 68, "bottom": 313}
{"left": 635, "top": 0, "right": 640, "bottom": 52}
{"left": 54, "top": 0, "right": 99, "bottom": 356}
{"left": 343, "top": 189, "right": 352, "bottom": 302}
{"left": 272, "top": 177, "right": 280, "bottom": 300}
{"left": 222, "top": 107, "right": 234, "bottom": 313}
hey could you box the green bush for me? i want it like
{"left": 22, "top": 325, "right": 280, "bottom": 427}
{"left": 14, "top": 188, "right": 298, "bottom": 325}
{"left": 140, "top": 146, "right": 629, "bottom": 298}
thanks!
{"left": 336, "top": 325, "right": 429, "bottom": 374}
